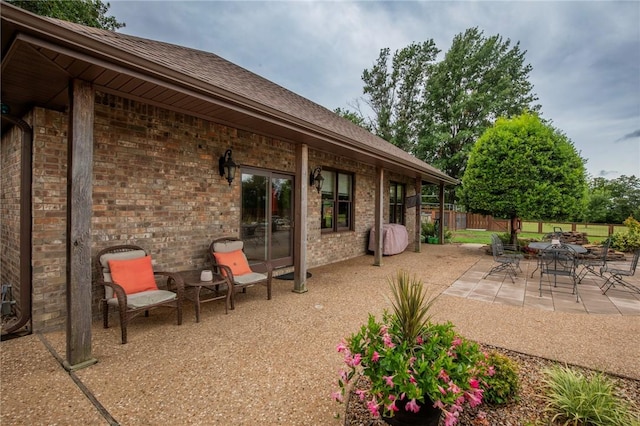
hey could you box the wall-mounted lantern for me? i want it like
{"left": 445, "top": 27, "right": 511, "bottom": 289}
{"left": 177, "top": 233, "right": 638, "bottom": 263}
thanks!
{"left": 219, "top": 149, "right": 237, "bottom": 185}
{"left": 310, "top": 166, "right": 324, "bottom": 194}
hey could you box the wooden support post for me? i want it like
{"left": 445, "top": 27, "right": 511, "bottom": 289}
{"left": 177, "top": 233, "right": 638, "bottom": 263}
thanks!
{"left": 438, "top": 183, "right": 445, "bottom": 244}
{"left": 65, "top": 79, "right": 97, "bottom": 371}
{"left": 415, "top": 177, "right": 422, "bottom": 252}
{"left": 293, "top": 144, "right": 308, "bottom": 293}
{"left": 373, "top": 167, "right": 384, "bottom": 266}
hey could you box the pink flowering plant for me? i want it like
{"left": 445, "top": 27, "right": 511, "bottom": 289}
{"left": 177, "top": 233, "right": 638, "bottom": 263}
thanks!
{"left": 333, "top": 271, "right": 494, "bottom": 425}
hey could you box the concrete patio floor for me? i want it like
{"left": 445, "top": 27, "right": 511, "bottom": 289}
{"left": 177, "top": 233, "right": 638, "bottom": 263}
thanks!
{"left": 446, "top": 249, "right": 640, "bottom": 316}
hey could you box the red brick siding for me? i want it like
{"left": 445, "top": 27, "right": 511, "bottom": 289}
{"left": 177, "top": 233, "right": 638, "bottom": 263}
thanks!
{"left": 306, "top": 151, "right": 377, "bottom": 266}
{"left": 22, "top": 92, "right": 416, "bottom": 331}
{"left": 31, "top": 108, "right": 68, "bottom": 331}
{"left": 0, "top": 119, "right": 24, "bottom": 317}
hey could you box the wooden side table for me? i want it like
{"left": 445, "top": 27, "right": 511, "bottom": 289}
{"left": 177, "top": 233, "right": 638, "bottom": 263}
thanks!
{"left": 178, "top": 270, "right": 232, "bottom": 322}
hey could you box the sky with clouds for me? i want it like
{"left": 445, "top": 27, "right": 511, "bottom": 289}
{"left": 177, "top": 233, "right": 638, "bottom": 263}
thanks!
{"left": 108, "top": 0, "right": 640, "bottom": 180}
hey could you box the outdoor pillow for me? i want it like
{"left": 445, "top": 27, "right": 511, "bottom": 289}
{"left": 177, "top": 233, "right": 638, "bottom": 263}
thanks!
{"left": 108, "top": 255, "right": 158, "bottom": 295}
{"left": 213, "top": 250, "right": 252, "bottom": 277}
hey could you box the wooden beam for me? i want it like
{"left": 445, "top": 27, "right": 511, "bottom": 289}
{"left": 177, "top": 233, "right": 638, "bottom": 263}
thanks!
{"left": 415, "top": 177, "right": 422, "bottom": 252}
{"left": 438, "top": 182, "right": 445, "bottom": 245}
{"left": 293, "top": 144, "right": 308, "bottom": 293}
{"left": 373, "top": 167, "right": 384, "bottom": 266}
{"left": 65, "top": 79, "right": 97, "bottom": 370}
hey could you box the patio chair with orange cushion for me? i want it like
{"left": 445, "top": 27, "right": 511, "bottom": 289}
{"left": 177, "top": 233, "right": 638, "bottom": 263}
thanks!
{"left": 96, "top": 245, "right": 184, "bottom": 344}
{"left": 208, "top": 237, "right": 272, "bottom": 310}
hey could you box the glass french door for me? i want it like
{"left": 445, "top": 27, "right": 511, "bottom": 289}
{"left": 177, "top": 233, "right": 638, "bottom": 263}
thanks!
{"left": 240, "top": 169, "right": 293, "bottom": 270}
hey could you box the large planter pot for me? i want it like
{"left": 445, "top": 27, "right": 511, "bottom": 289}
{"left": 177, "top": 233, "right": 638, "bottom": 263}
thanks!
{"left": 382, "top": 397, "right": 441, "bottom": 426}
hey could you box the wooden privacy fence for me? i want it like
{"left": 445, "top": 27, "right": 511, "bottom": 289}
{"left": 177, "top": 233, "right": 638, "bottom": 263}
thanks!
{"left": 520, "top": 221, "right": 626, "bottom": 238}
{"left": 422, "top": 210, "right": 508, "bottom": 233}
{"left": 465, "top": 213, "right": 509, "bottom": 232}
{"left": 422, "top": 209, "right": 626, "bottom": 238}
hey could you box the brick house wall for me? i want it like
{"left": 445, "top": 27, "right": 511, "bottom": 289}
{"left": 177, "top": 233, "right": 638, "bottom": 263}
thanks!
{"left": 0, "top": 119, "right": 24, "bottom": 317}
{"left": 9, "top": 92, "right": 419, "bottom": 332}
{"left": 306, "top": 151, "right": 375, "bottom": 266}
{"left": 31, "top": 108, "right": 68, "bottom": 331}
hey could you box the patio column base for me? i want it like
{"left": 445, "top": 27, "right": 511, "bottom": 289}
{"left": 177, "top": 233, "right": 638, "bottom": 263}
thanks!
{"left": 63, "top": 358, "right": 98, "bottom": 372}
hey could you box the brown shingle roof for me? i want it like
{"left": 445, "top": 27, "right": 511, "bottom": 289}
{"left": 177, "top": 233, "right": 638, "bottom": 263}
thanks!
{"left": 7, "top": 7, "right": 456, "bottom": 184}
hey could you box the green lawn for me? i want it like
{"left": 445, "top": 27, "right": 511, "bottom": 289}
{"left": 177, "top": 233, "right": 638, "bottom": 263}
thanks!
{"left": 451, "top": 229, "right": 545, "bottom": 244}
{"left": 450, "top": 229, "right": 612, "bottom": 245}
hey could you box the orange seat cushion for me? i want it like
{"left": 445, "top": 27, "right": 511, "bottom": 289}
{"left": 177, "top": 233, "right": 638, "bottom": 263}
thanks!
{"left": 213, "top": 250, "right": 252, "bottom": 277}
{"left": 108, "top": 256, "right": 158, "bottom": 295}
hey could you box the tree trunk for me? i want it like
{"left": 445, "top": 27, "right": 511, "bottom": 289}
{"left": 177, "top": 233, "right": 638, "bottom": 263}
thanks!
{"left": 510, "top": 215, "right": 520, "bottom": 247}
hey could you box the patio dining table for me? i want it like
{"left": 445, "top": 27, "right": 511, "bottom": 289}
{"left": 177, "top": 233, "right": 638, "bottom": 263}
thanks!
{"left": 528, "top": 242, "right": 588, "bottom": 254}
{"left": 528, "top": 242, "right": 588, "bottom": 277}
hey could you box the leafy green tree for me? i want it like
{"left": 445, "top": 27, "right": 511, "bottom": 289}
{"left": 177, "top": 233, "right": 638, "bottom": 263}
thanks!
{"left": 360, "top": 41, "right": 440, "bottom": 152}
{"left": 460, "top": 113, "right": 587, "bottom": 244}
{"left": 584, "top": 193, "right": 610, "bottom": 223}
{"left": 585, "top": 175, "right": 640, "bottom": 223}
{"left": 604, "top": 175, "right": 640, "bottom": 223}
{"left": 419, "top": 28, "right": 540, "bottom": 192}
{"left": 357, "top": 28, "right": 539, "bottom": 204}
{"left": 8, "top": 0, "right": 125, "bottom": 31}
{"left": 334, "top": 107, "right": 370, "bottom": 131}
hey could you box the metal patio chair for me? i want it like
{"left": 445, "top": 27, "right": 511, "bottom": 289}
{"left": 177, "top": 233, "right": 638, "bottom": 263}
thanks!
{"left": 576, "top": 238, "right": 610, "bottom": 283}
{"left": 600, "top": 249, "right": 640, "bottom": 295}
{"left": 485, "top": 234, "right": 523, "bottom": 283}
{"left": 539, "top": 243, "right": 579, "bottom": 302}
{"left": 96, "top": 245, "right": 184, "bottom": 344}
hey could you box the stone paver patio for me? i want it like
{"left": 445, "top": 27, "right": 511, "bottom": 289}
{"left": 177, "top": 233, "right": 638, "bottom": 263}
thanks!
{"left": 446, "top": 251, "right": 640, "bottom": 316}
